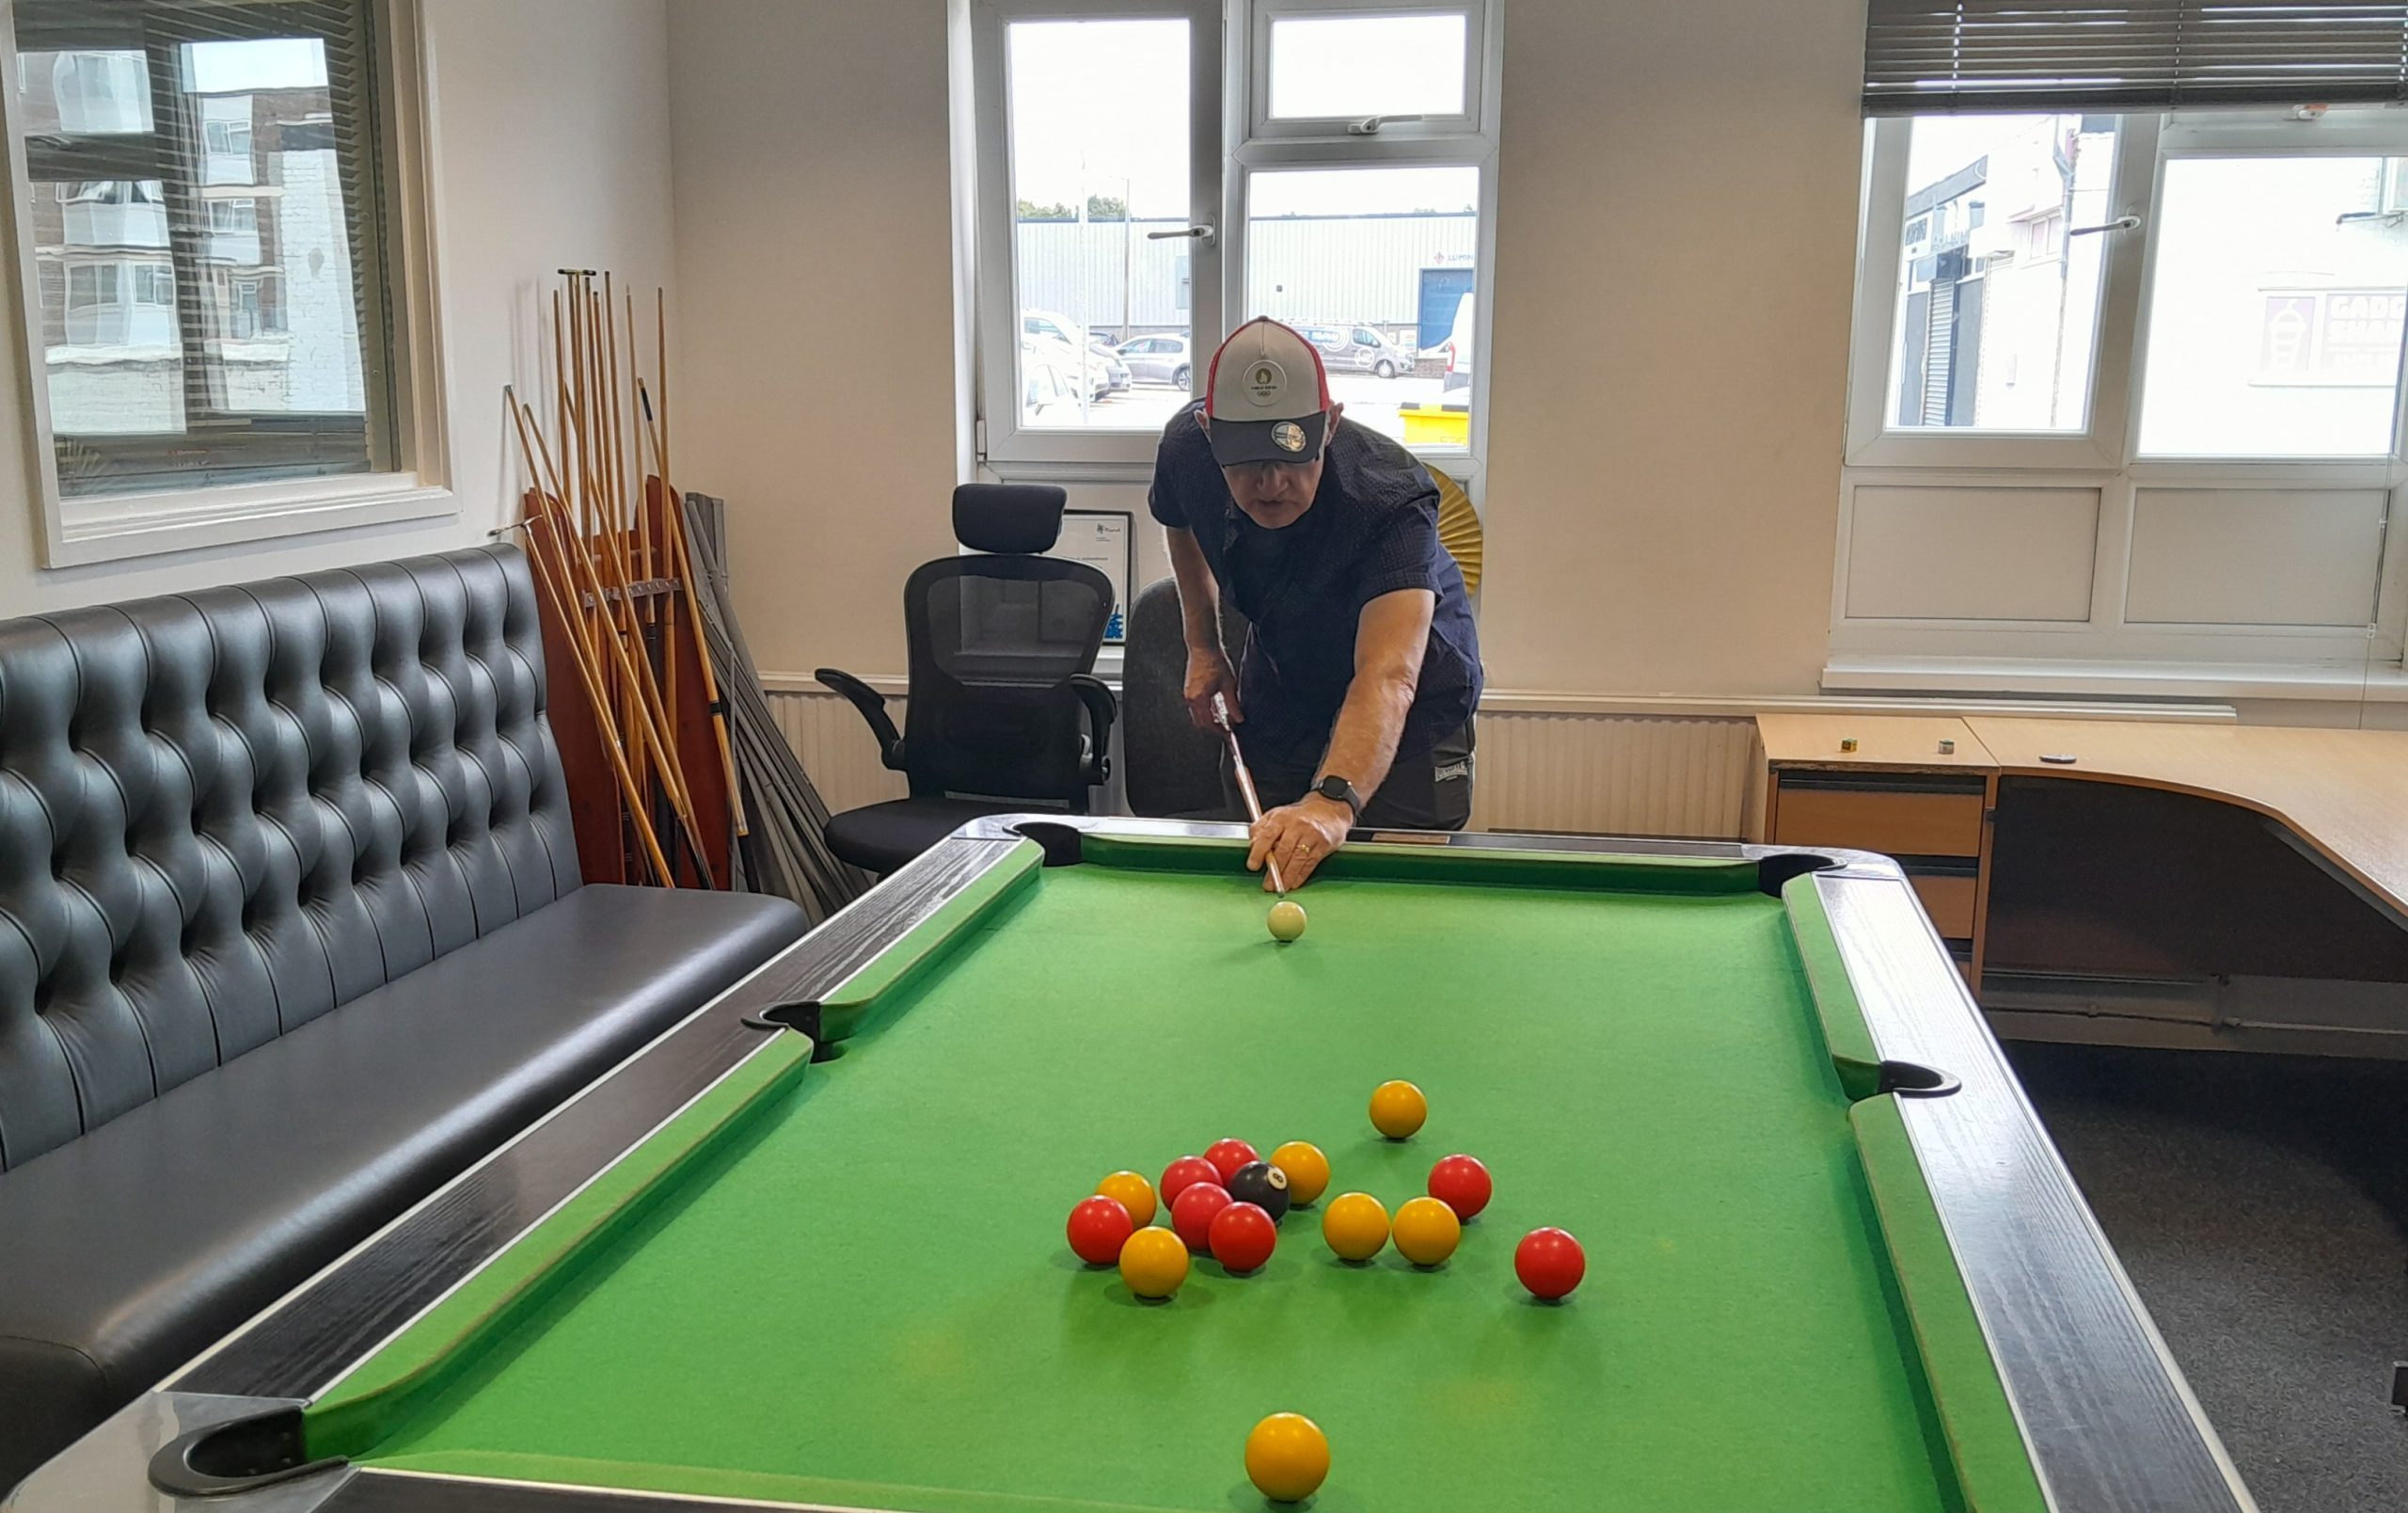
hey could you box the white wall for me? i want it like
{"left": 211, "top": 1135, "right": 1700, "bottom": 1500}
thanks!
{"left": 663, "top": 0, "right": 1867, "bottom": 702}
{"left": 0, "top": 0, "right": 677, "bottom": 614}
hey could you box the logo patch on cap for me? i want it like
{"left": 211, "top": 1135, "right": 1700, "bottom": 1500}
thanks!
{"left": 1272, "top": 421, "right": 1307, "bottom": 453}
{"left": 1246, "top": 360, "right": 1286, "bottom": 406}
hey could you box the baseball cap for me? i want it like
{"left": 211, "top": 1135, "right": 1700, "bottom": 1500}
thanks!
{"left": 1204, "top": 317, "right": 1334, "bottom": 468}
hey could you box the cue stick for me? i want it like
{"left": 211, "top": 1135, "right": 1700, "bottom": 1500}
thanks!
{"left": 1212, "top": 693, "right": 1288, "bottom": 898}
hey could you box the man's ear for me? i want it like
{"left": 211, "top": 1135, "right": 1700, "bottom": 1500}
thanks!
{"left": 1327, "top": 403, "right": 1345, "bottom": 427}
{"left": 1196, "top": 409, "right": 1210, "bottom": 435}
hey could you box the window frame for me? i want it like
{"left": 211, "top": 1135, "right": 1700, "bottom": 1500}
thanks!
{"left": 1248, "top": 0, "right": 1485, "bottom": 143}
{"left": 1835, "top": 105, "right": 2408, "bottom": 690}
{"left": 2, "top": 0, "right": 454, "bottom": 567}
{"left": 969, "top": 0, "right": 1500, "bottom": 484}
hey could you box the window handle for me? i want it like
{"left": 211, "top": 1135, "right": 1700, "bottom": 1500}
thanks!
{"left": 1147, "top": 221, "right": 1216, "bottom": 244}
{"left": 1347, "top": 113, "right": 1425, "bottom": 135}
{"left": 2068, "top": 215, "right": 2140, "bottom": 237}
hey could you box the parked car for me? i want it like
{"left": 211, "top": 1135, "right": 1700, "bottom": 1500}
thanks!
{"left": 1023, "top": 310, "right": 1126, "bottom": 399}
{"left": 1296, "top": 322, "right": 1410, "bottom": 379}
{"left": 1021, "top": 337, "right": 1087, "bottom": 422}
{"left": 1115, "top": 332, "right": 1193, "bottom": 388}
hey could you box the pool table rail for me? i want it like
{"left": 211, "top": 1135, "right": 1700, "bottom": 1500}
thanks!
{"left": 3, "top": 821, "right": 2255, "bottom": 1513}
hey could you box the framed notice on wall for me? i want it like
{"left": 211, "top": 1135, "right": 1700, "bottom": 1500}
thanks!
{"left": 1049, "top": 509, "right": 1134, "bottom": 644}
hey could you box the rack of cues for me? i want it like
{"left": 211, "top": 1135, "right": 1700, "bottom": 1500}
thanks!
{"left": 505, "top": 269, "right": 741, "bottom": 889}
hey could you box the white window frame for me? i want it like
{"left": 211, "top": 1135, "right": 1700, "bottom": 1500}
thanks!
{"left": 1, "top": 0, "right": 453, "bottom": 567}
{"left": 1834, "top": 106, "right": 2408, "bottom": 692}
{"left": 968, "top": 0, "right": 1500, "bottom": 486}
{"left": 971, "top": 0, "right": 1224, "bottom": 473}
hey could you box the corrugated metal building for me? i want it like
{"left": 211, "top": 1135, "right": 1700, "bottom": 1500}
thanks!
{"left": 1014, "top": 212, "right": 1476, "bottom": 339}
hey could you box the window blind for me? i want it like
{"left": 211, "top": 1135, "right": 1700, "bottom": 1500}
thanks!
{"left": 1864, "top": 2, "right": 2408, "bottom": 114}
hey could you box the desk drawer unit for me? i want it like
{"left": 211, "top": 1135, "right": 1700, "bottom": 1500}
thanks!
{"left": 1769, "top": 778, "right": 1986, "bottom": 859}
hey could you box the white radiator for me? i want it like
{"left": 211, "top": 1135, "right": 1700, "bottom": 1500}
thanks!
{"left": 766, "top": 687, "right": 1754, "bottom": 841}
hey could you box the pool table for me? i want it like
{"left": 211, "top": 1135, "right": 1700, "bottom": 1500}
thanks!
{"left": 10, "top": 820, "right": 2252, "bottom": 1513}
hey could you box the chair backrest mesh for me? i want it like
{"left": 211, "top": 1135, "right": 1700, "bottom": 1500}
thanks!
{"left": 901, "top": 555, "right": 1113, "bottom": 801}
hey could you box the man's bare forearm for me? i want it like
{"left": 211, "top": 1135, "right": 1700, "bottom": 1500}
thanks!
{"left": 1164, "top": 526, "right": 1224, "bottom": 655}
{"left": 1317, "top": 588, "right": 1435, "bottom": 801}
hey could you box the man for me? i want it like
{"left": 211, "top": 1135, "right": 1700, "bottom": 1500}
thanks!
{"left": 1150, "top": 317, "right": 1483, "bottom": 890}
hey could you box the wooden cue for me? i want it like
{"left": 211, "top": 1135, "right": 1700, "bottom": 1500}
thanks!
{"left": 640, "top": 377, "right": 747, "bottom": 836}
{"left": 526, "top": 398, "right": 718, "bottom": 889}
{"left": 1212, "top": 693, "right": 1288, "bottom": 896}
{"left": 505, "top": 389, "right": 673, "bottom": 883}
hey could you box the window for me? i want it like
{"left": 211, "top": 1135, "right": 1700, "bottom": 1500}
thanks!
{"left": 7, "top": 0, "right": 450, "bottom": 565}
{"left": 1841, "top": 107, "right": 2408, "bottom": 684}
{"left": 971, "top": 0, "right": 1500, "bottom": 475}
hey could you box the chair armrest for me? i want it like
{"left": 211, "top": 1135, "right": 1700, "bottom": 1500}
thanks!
{"left": 1070, "top": 674, "right": 1117, "bottom": 787}
{"left": 815, "top": 668, "right": 906, "bottom": 771}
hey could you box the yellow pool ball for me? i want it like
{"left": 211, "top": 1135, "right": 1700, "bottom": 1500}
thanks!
{"left": 1321, "top": 1191, "right": 1389, "bottom": 1262}
{"left": 1369, "top": 1078, "right": 1428, "bottom": 1139}
{"left": 1268, "top": 1140, "right": 1330, "bottom": 1207}
{"left": 1096, "top": 1170, "right": 1157, "bottom": 1230}
{"left": 1391, "top": 1195, "right": 1463, "bottom": 1266}
{"left": 1266, "top": 900, "right": 1307, "bottom": 943}
{"left": 1244, "top": 1412, "right": 1330, "bottom": 1503}
{"left": 1117, "top": 1226, "right": 1190, "bottom": 1299}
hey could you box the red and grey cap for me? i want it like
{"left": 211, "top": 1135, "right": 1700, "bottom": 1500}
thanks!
{"left": 1204, "top": 317, "right": 1334, "bottom": 467}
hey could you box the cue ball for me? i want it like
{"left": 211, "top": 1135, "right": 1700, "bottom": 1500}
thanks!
{"left": 1095, "top": 1170, "right": 1157, "bottom": 1229}
{"left": 1369, "top": 1079, "right": 1428, "bottom": 1139}
{"left": 1209, "top": 1202, "right": 1279, "bottom": 1273}
{"left": 1268, "top": 1140, "right": 1330, "bottom": 1207}
{"left": 1391, "top": 1196, "right": 1462, "bottom": 1266}
{"left": 1118, "top": 1227, "right": 1190, "bottom": 1299}
{"left": 1514, "top": 1227, "right": 1587, "bottom": 1300}
{"left": 1161, "top": 1155, "right": 1221, "bottom": 1211}
{"left": 1244, "top": 1412, "right": 1330, "bottom": 1504}
{"left": 1226, "top": 1160, "right": 1291, "bottom": 1223}
{"left": 1171, "top": 1181, "right": 1234, "bottom": 1251}
{"left": 1320, "top": 1191, "right": 1390, "bottom": 1262}
{"left": 1203, "top": 1138, "right": 1261, "bottom": 1185}
{"left": 1066, "top": 1196, "right": 1134, "bottom": 1266}
{"left": 1426, "top": 1154, "right": 1493, "bottom": 1220}
{"left": 1266, "top": 900, "right": 1307, "bottom": 942}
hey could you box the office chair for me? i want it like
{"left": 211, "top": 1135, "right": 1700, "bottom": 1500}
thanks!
{"left": 1122, "top": 576, "right": 1249, "bottom": 821}
{"left": 816, "top": 485, "right": 1117, "bottom": 875}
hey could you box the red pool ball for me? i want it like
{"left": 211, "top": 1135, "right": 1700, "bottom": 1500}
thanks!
{"left": 1203, "top": 1138, "right": 1261, "bottom": 1184}
{"left": 1066, "top": 1195, "right": 1134, "bottom": 1266}
{"left": 1171, "top": 1181, "right": 1234, "bottom": 1251}
{"left": 1515, "top": 1227, "right": 1586, "bottom": 1300}
{"left": 1209, "top": 1201, "right": 1278, "bottom": 1273}
{"left": 1427, "top": 1154, "right": 1493, "bottom": 1220}
{"left": 1161, "top": 1155, "right": 1221, "bottom": 1210}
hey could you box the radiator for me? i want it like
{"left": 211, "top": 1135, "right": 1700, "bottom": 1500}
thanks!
{"left": 766, "top": 688, "right": 1754, "bottom": 841}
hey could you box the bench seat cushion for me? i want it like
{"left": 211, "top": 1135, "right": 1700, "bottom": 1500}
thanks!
{"left": 0, "top": 884, "right": 804, "bottom": 1486}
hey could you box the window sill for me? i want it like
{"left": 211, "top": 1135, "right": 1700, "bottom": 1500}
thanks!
{"left": 40, "top": 473, "right": 458, "bottom": 568}
{"left": 1824, "top": 655, "right": 2408, "bottom": 704}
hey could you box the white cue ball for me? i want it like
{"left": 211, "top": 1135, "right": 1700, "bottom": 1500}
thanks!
{"left": 1267, "top": 900, "right": 1307, "bottom": 943}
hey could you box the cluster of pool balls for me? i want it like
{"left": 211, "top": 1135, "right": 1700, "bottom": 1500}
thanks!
{"left": 1060, "top": 1078, "right": 1590, "bottom": 1504}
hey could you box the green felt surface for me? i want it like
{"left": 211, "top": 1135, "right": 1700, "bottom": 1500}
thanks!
{"left": 312, "top": 851, "right": 2031, "bottom": 1513}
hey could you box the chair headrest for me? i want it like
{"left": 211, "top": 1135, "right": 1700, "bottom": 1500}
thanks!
{"left": 954, "top": 484, "right": 1067, "bottom": 554}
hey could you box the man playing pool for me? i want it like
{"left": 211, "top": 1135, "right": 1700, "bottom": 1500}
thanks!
{"left": 1151, "top": 317, "right": 1483, "bottom": 890}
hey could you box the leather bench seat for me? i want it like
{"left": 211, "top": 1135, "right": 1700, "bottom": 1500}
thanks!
{"left": 0, "top": 883, "right": 803, "bottom": 1481}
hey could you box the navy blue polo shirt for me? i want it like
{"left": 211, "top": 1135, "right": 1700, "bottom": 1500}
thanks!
{"left": 1148, "top": 401, "right": 1482, "bottom": 770}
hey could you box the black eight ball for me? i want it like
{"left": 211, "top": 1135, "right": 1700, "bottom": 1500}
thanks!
{"left": 1227, "top": 1160, "right": 1291, "bottom": 1222}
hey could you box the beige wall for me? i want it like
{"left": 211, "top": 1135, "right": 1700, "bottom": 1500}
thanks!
{"left": 664, "top": 0, "right": 1868, "bottom": 699}
{"left": 0, "top": 0, "right": 676, "bottom": 615}
{"left": 1481, "top": 0, "right": 1863, "bottom": 696}
{"left": 667, "top": 0, "right": 962, "bottom": 684}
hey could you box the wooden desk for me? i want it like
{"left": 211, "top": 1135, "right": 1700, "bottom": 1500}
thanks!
{"left": 1751, "top": 713, "right": 2408, "bottom": 1057}
{"left": 1965, "top": 718, "right": 2408, "bottom": 920}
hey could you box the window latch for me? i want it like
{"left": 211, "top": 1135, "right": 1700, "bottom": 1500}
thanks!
{"left": 1146, "top": 221, "right": 1216, "bottom": 245}
{"left": 1347, "top": 113, "right": 1425, "bottom": 135}
{"left": 2067, "top": 215, "right": 2140, "bottom": 238}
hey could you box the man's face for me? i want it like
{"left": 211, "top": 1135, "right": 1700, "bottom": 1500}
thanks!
{"left": 1204, "top": 404, "right": 1343, "bottom": 531}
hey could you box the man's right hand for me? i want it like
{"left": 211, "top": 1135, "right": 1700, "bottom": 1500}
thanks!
{"left": 1184, "top": 648, "right": 1241, "bottom": 732}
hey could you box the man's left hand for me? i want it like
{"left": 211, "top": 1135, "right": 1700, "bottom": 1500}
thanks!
{"left": 1247, "top": 794, "right": 1353, "bottom": 891}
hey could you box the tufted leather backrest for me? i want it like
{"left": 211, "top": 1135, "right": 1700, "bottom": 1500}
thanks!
{"left": 0, "top": 546, "right": 581, "bottom": 1171}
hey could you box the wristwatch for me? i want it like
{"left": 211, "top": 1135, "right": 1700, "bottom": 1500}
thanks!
{"left": 1314, "top": 774, "right": 1365, "bottom": 822}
